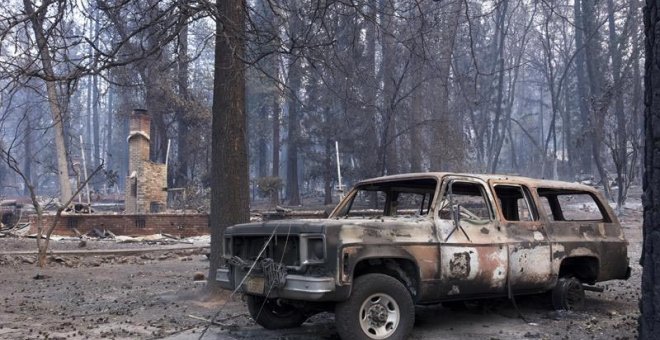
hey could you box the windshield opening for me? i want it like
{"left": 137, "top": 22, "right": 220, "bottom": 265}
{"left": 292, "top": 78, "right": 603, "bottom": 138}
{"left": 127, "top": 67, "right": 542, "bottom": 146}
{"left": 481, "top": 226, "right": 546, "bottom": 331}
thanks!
{"left": 333, "top": 178, "right": 438, "bottom": 218}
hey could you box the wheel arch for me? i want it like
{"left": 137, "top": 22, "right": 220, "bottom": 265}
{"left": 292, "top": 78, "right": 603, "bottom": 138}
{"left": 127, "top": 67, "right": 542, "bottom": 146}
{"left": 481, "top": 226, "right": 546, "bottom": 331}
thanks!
{"left": 558, "top": 256, "right": 600, "bottom": 284}
{"left": 348, "top": 254, "right": 421, "bottom": 301}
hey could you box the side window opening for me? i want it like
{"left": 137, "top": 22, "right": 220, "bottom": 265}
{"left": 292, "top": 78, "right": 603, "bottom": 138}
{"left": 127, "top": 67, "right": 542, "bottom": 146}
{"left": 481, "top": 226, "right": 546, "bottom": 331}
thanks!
{"left": 537, "top": 188, "right": 609, "bottom": 222}
{"left": 439, "top": 181, "right": 492, "bottom": 223}
{"left": 494, "top": 185, "right": 536, "bottom": 221}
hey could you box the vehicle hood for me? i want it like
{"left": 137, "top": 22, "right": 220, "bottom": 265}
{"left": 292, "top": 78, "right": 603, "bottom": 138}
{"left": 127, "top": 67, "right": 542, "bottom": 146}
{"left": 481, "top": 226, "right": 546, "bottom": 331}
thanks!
{"left": 225, "top": 216, "right": 436, "bottom": 243}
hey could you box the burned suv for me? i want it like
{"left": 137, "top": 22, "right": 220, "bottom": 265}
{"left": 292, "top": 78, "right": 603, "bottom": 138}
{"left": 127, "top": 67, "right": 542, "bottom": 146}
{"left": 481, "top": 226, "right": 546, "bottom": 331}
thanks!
{"left": 216, "top": 173, "right": 630, "bottom": 340}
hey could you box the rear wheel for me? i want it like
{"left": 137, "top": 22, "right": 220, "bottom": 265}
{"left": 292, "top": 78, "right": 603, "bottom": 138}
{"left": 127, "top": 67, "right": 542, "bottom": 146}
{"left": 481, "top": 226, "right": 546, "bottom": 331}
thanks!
{"left": 335, "top": 273, "right": 414, "bottom": 340}
{"left": 246, "top": 295, "right": 307, "bottom": 329}
{"left": 552, "top": 277, "right": 585, "bottom": 311}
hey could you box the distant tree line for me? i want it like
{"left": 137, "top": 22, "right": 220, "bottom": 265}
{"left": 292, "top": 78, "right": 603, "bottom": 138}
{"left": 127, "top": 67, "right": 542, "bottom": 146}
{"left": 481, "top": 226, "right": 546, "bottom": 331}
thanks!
{"left": 0, "top": 0, "right": 643, "bottom": 212}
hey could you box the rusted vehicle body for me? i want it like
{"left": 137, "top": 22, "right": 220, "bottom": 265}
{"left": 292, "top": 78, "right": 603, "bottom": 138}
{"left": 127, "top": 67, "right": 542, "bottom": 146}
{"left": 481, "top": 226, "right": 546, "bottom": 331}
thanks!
{"left": 216, "top": 173, "right": 630, "bottom": 340}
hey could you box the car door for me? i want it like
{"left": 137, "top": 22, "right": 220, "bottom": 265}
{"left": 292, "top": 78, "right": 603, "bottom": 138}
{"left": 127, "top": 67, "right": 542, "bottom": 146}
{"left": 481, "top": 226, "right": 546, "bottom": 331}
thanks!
{"left": 489, "top": 182, "right": 553, "bottom": 292}
{"left": 435, "top": 176, "right": 508, "bottom": 299}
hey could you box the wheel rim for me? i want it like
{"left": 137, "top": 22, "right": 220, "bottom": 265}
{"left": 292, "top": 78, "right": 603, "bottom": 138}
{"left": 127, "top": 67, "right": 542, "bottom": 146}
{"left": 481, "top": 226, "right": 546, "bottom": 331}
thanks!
{"left": 565, "top": 280, "right": 584, "bottom": 310}
{"left": 358, "top": 293, "right": 400, "bottom": 339}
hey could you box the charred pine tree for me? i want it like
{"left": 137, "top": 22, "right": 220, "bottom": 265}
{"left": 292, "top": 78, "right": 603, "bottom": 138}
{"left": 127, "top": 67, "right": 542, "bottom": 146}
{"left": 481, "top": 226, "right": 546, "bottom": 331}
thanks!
{"left": 582, "top": 0, "right": 612, "bottom": 199}
{"left": 285, "top": 7, "right": 303, "bottom": 206}
{"left": 642, "top": 2, "right": 660, "bottom": 337}
{"left": 379, "top": 0, "right": 398, "bottom": 176}
{"left": 176, "top": 15, "right": 190, "bottom": 187}
{"left": 208, "top": 0, "right": 249, "bottom": 290}
{"left": 285, "top": 59, "right": 302, "bottom": 206}
{"left": 360, "top": 2, "right": 380, "bottom": 179}
{"left": 606, "top": 0, "right": 629, "bottom": 212}
{"left": 22, "top": 0, "right": 73, "bottom": 205}
{"left": 574, "top": 0, "right": 593, "bottom": 175}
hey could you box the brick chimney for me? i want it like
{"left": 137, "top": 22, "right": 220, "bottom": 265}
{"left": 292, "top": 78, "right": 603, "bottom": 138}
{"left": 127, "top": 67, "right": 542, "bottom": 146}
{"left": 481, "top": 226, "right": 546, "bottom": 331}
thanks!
{"left": 125, "top": 109, "right": 167, "bottom": 214}
{"left": 128, "top": 109, "right": 150, "bottom": 173}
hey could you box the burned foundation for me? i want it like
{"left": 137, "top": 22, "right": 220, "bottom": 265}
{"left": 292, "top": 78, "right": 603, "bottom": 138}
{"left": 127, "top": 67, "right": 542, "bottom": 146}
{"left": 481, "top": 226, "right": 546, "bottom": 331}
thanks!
{"left": 29, "top": 213, "right": 209, "bottom": 237}
{"left": 25, "top": 109, "right": 209, "bottom": 237}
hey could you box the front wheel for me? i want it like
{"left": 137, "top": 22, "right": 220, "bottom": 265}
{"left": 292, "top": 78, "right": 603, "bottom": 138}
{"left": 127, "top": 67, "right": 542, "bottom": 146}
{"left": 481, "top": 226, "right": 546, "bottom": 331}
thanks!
{"left": 551, "top": 277, "right": 585, "bottom": 311}
{"left": 246, "top": 295, "right": 307, "bottom": 329}
{"left": 335, "top": 274, "right": 414, "bottom": 340}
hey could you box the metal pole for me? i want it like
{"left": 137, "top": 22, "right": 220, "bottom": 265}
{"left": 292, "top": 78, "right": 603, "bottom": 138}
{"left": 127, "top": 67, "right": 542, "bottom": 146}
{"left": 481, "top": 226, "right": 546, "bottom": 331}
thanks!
{"left": 335, "top": 141, "right": 343, "bottom": 198}
{"left": 79, "top": 135, "right": 91, "bottom": 206}
{"left": 165, "top": 138, "right": 171, "bottom": 168}
{"left": 77, "top": 164, "right": 82, "bottom": 205}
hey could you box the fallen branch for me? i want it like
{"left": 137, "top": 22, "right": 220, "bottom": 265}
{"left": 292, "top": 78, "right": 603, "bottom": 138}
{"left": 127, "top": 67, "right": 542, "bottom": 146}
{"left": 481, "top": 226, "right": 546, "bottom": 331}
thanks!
{"left": 187, "top": 313, "right": 248, "bottom": 327}
{"left": 187, "top": 314, "right": 226, "bottom": 326}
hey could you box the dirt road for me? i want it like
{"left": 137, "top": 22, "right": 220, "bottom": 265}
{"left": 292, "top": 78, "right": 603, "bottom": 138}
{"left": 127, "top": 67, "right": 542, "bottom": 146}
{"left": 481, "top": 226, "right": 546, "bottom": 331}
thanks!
{"left": 0, "top": 210, "right": 642, "bottom": 340}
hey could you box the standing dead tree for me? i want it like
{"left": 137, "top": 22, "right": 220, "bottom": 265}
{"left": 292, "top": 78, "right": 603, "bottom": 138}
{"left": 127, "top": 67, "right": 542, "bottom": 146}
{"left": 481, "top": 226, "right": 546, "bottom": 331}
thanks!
{"left": 641, "top": 1, "right": 660, "bottom": 337}
{"left": 18, "top": 0, "right": 75, "bottom": 205}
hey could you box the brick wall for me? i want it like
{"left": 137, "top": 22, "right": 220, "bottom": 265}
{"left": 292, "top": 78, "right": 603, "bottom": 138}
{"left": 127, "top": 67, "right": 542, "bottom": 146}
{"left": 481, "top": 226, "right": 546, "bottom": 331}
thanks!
{"left": 142, "top": 162, "right": 167, "bottom": 211}
{"left": 29, "top": 213, "right": 209, "bottom": 237}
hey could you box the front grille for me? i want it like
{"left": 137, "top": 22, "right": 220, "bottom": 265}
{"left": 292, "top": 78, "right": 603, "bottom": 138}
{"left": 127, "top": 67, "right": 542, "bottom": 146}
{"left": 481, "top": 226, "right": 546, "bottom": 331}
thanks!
{"left": 231, "top": 235, "right": 300, "bottom": 267}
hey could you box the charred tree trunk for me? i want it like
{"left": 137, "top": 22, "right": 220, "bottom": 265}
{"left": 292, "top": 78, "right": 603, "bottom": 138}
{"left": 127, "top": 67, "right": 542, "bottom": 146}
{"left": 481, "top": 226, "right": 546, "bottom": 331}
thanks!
{"left": 146, "top": 81, "right": 168, "bottom": 163}
{"left": 574, "top": 0, "right": 593, "bottom": 175}
{"left": 271, "top": 78, "right": 281, "bottom": 205}
{"left": 285, "top": 59, "right": 302, "bottom": 206}
{"left": 360, "top": 2, "right": 379, "bottom": 178}
{"left": 324, "top": 139, "right": 333, "bottom": 205}
{"left": 176, "top": 21, "right": 190, "bottom": 187}
{"left": 632, "top": 2, "right": 643, "bottom": 183}
{"left": 582, "top": 0, "right": 612, "bottom": 199}
{"left": 257, "top": 104, "right": 268, "bottom": 178}
{"left": 208, "top": 0, "right": 249, "bottom": 290}
{"left": 23, "top": 116, "right": 32, "bottom": 196}
{"left": 607, "top": 0, "right": 628, "bottom": 211}
{"left": 22, "top": 0, "right": 73, "bottom": 205}
{"left": 92, "top": 14, "right": 100, "bottom": 171}
{"left": 430, "top": 0, "right": 462, "bottom": 171}
{"left": 86, "top": 56, "right": 93, "bottom": 171}
{"left": 409, "top": 38, "right": 424, "bottom": 173}
{"left": 105, "top": 73, "right": 114, "bottom": 180}
{"left": 380, "top": 1, "right": 397, "bottom": 176}
{"left": 641, "top": 1, "right": 660, "bottom": 337}
{"left": 272, "top": 87, "right": 281, "bottom": 179}
{"left": 488, "top": 0, "right": 509, "bottom": 173}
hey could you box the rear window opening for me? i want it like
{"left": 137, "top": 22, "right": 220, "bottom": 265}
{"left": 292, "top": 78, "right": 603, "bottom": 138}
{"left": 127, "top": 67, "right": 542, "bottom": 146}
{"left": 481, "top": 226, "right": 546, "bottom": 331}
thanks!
{"left": 536, "top": 188, "right": 610, "bottom": 222}
{"left": 493, "top": 185, "right": 537, "bottom": 221}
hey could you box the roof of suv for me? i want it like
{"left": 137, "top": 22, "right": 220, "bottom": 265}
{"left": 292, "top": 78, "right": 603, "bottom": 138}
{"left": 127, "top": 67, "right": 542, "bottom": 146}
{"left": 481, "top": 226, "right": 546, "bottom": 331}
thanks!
{"left": 355, "top": 172, "right": 599, "bottom": 193}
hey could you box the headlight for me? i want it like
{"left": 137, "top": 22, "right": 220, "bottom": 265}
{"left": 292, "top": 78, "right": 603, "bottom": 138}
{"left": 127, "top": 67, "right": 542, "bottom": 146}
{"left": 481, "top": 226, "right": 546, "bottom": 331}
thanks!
{"left": 307, "top": 238, "right": 325, "bottom": 261}
{"left": 302, "top": 235, "right": 325, "bottom": 263}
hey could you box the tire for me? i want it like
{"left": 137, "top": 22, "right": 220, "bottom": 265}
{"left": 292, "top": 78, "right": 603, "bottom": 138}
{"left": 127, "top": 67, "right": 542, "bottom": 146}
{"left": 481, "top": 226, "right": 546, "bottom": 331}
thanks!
{"left": 335, "top": 274, "right": 414, "bottom": 340}
{"left": 551, "top": 277, "right": 585, "bottom": 311}
{"left": 246, "top": 295, "right": 307, "bottom": 329}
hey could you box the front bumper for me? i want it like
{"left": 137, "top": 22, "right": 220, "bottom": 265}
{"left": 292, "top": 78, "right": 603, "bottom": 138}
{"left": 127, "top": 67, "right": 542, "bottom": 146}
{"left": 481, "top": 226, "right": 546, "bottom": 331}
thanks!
{"left": 216, "top": 267, "right": 337, "bottom": 301}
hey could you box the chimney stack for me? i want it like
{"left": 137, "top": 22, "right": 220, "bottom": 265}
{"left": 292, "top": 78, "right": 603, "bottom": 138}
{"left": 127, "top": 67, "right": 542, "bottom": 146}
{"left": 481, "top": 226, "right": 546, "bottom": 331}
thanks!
{"left": 128, "top": 109, "right": 150, "bottom": 173}
{"left": 125, "top": 109, "right": 167, "bottom": 214}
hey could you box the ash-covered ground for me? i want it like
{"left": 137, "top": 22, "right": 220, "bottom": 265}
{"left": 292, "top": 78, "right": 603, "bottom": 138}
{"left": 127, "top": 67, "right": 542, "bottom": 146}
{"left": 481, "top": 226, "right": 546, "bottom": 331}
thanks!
{"left": 0, "top": 196, "right": 642, "bottom": 340}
